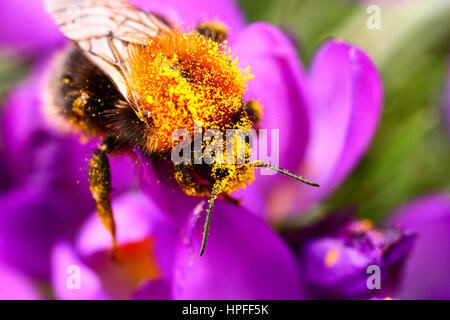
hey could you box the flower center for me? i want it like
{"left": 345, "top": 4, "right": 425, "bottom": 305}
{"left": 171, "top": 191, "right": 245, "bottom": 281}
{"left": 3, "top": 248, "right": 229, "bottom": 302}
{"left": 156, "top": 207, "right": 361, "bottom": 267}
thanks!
{"left": 128, "top": 30, "right": 252, "bottom": 151}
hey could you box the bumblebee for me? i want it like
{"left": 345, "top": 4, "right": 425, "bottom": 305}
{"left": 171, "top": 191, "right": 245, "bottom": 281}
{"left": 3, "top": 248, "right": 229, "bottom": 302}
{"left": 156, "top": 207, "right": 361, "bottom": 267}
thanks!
{"left": 44, "top": 0, "right": 319, "bottom": 256}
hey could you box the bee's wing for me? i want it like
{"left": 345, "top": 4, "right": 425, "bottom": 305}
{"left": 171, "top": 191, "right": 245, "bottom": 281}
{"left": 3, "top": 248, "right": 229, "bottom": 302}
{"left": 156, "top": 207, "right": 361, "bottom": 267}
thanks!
{"left": 45, "top": 0, "right": 170, "bottom": 112}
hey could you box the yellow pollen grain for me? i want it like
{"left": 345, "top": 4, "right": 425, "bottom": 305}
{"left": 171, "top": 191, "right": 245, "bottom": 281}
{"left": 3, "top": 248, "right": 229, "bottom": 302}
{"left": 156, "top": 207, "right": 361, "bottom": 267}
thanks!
{"left": 324, "top": 247, "right": 340, "bottom": 268}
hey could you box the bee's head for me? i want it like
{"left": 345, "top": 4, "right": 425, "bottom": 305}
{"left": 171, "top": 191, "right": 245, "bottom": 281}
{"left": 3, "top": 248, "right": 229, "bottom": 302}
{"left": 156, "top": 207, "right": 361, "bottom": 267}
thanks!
{"left": 173, "top": 131, "right": 256, "bottom": 198}
{"left": 127, "top": 29, "right": 253, "bottom": 152}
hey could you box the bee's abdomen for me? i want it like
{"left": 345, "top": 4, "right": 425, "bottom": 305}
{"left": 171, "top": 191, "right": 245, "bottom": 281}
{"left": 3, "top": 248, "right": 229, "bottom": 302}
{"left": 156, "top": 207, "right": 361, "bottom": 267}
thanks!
{"left": 47, "top": 45, "right": 125, "bottom": 137}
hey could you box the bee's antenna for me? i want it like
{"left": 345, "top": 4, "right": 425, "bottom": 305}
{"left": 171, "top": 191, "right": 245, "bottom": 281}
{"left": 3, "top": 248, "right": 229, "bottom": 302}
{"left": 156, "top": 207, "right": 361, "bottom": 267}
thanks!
{"left": 250, "top": 161, "right": 320, "bottom": 187}
{"left": 200, "top": 187, "right": 218, "bottom": 256}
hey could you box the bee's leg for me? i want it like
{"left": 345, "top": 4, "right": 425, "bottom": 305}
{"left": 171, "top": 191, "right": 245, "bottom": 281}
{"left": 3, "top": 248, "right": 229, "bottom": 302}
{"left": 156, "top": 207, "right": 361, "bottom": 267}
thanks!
{"left": 196, "top": 21, "right": 228, "bottom": 42}
{"left": 88, "top": 140, "right": 117, "bottom": 258}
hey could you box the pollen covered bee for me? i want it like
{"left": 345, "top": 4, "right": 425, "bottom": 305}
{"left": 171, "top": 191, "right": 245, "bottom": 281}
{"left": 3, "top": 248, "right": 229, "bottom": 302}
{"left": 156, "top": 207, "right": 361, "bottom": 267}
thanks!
{"left": 44, "top": 0, "right": 319, "bottom": 256}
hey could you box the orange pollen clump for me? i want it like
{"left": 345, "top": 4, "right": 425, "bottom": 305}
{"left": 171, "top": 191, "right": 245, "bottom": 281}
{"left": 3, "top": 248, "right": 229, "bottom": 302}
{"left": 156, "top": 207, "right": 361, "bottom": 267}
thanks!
{"left": 127, "top": 30, "right": 252, "bottom": 151}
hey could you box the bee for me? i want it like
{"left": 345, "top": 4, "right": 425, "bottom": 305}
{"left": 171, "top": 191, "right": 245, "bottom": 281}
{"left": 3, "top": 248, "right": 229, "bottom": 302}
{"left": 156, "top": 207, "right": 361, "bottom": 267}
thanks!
{"left": 44, "top": 0, "right": 319, "bottom": 256}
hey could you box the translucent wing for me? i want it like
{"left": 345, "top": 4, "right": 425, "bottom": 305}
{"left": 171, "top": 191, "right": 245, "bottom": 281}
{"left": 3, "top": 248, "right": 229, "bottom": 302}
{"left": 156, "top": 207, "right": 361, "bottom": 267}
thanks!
{"left": 45, "top": 0, "right": 170, "bottom": 112}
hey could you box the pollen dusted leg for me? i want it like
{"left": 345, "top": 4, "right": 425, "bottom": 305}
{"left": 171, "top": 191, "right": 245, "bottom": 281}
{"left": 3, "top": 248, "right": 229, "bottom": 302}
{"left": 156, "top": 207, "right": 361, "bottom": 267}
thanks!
{"left": 89, "top": 141, "right": 118, "bottom": 258}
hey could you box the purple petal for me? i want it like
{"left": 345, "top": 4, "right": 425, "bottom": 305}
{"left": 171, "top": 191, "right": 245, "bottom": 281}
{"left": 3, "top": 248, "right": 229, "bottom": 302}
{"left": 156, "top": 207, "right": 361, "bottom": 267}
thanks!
{"left": 138, "top": 155, "right": 201, "bottom": 223}
{"left": 132, "top": 0, "right": 246, "bottom": 33}
{"left": 270, "top": 40, "right": 383, "bottom": 220}
{"left": 0, "top": 263, "right": 40, "bottom": 300}
{"left": 0, "top": 186, "right": 90, "bottom": 279}
{"left": 303, "top": 237, "right": 372, "bottom": 297}
{"left": 231, "top": 182, "right": 267, "bottom": 218}
{"left": 1, "top": 62, "right": 51, "bottom": 170}
{"left": 304, "top": 40, "right": 383, "bottom": 204}
{"left": 390, "top": 193, "right": 450, "bottom": 299}
{"left": 51, "top": 242, "right": 109, "bottom": 300}
{"left": 173, "top": 201, "right": 305, "bottom": 299}
{"left": 0, "top": 0, "right": 66, "bottom": 55}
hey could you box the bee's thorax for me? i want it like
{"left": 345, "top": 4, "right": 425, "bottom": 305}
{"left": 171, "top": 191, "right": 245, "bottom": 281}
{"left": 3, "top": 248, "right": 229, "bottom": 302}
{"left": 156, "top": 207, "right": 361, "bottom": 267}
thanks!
{"left": 128, "top": 29, "right": 254, "bottom": 152}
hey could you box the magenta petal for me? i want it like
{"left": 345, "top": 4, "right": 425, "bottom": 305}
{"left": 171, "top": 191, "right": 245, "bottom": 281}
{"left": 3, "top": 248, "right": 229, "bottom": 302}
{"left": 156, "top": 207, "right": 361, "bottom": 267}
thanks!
{"left": 305, "top": 40, "right": 382, "bottom": 200}
{"left": 132, "top": 0, "right": 245, "bottom": 33}
{"left": 390, "top": 193, "right": 450, "bottom": 299}
{"left": 0, "top": 0, "right": 66, "bottom": 55}
{"left": 52, "top": 242, "right": 109, "bottom": 300}
{"left": 1, "top": 62, "right": 52, "bottom": 166}
{"left": 173, "top": 201, "right": 305, "bottom": 299}
{"left": 109, "top": 154, "right": 140, "bottom": 196}
{"left": 0, "top": 186, "right": 91, "bottom": 279}
{"left": 303, "top": 237, "right": 372, "bottom": 297}
{"left": 276, "top": 40, "right": 383, "bottom": 218}
{"left": 231, "top": 182, "right": 267, "bottom": 218}
{"left": 0, "top": 263, "right": 39, "bottom": 300}
{"left": 138, "top": 155, "right": 201, "bottom": 223}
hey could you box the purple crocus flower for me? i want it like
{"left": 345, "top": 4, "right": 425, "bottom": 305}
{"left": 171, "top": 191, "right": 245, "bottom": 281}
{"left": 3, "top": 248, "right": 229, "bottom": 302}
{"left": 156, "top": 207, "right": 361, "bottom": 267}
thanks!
{"left": 286, "top": 193, "right": 450, "bottom": 300}
{"left": 389, "top": 193, "right": 450, "bottom": 299}
{"left": 286, "top": 213, "right": 416, "bottom": 299}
